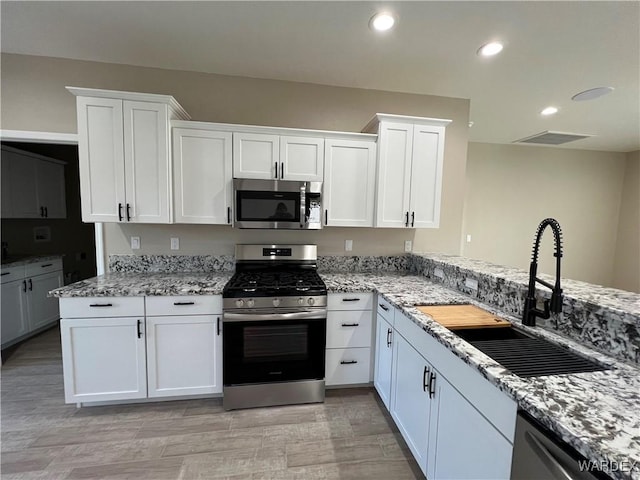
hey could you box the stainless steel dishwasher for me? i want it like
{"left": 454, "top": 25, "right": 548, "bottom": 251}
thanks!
{"left": 511, "top": 411, "right": 608, "bottom": 480}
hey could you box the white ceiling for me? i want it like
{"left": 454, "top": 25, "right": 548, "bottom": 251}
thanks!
{"left": 2, "top": 1, "right": 639, "bottom": 152}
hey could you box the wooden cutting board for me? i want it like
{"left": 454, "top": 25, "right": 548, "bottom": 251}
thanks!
{"left": 416, "top": 305, "right": 512, "bottom": 330}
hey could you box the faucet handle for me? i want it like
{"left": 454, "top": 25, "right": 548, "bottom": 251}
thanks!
{"left": 550, "top": 290, "right": 563, "bottom": 314}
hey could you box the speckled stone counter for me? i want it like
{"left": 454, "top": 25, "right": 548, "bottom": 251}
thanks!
{"left": 49, "top": 272, "right": 233, "bottom": 297}
{"left": 1, "top": 254, "right": 63, "bottom": 268}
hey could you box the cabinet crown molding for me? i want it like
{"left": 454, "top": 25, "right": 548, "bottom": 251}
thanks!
{"left": 362, "top": 113, "right": 452, "bottom": 134}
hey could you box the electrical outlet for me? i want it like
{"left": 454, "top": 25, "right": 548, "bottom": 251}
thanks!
{"left": 404, "top": 240, "right": 412, "bottom": 252}
{"left": 434, "top": 268, "right": 444, "bottom": 279}
{"left": 345, "top": 240, "right": 353, "bottom": 252}
{"left": 465, "top": 278, "right": 479, "bottom": 290}
{"left": 171, "top": 237, "right": 180, "bottom": 250}
{"left": 466, "top": 234, "right": 472, "bottom": 243}
{"left": 130, "top": 236, "right": 141, "bottom": 250}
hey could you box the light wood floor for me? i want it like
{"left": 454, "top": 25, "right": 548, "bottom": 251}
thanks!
{"left": 1, "top": 325, "right": 423, "bottom": 479}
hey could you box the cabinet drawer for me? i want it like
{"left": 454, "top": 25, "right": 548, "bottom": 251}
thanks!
{"left": 376, "top": 295, "right": 394, "bottom": 324}
{"left": 146, "top": 295, "right": 222, "bottom": 316}
{"left": 326, "top": 310, "right": 372, "bottom": 348}
{"left": 1, "top": 265, "right": 25, "bottom": 284}
{"left": 328, "top": 292, "right": 373, "bottom": 311}
{"left": 60, "top": 297, "right": 145, "bottom": 318}
{"left": 25, "top": 258, "right": 63, "bottom": 277}
{"left": 325, "top": 347, "right": 371, "bottom": 386}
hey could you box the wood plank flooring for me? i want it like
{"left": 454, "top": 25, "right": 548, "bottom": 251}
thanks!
{"left": 1, "top": 326, "right": 423, "bottom": 479}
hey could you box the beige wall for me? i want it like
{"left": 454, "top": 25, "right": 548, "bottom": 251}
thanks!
{"left": 1, "top": 53, "right": 470, "bottom": 257}
{"left": 462, "top": 142, "right": 628, "bottom": 287}
{"left": 612, "top": 151, "right": 640, "bottom": 292}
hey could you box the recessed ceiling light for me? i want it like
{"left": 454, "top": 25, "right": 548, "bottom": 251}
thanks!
{"left": 370, "top": 12, "right": 395, "bottom": 32}
{"left": 541, "top": 106, "right": 559, "bottom": 116}
{"left": 477, "top": 42, "right": 503, "bottom": 56}
{"left": 571, "top": 87, "right": 614, "bottom": 101}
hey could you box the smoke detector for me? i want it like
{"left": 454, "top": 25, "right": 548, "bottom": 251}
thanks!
{"left": 514, "top": 131, "right": 593, "bottom": 146}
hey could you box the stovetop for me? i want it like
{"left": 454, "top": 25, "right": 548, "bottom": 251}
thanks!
{"left": 223, "top": 268, "right": 327, "bottom": 298}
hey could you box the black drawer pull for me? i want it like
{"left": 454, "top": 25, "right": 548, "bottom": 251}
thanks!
{"left": 342, "top": 298, "right": 360, "bottom": 302}
{"left": 341, "top": 323, "right": 360, "bottom": 327}
{"left": 340, "top": 360, "right": 358, "bottom": 365}
{"left": 379, "top": 303, "right": 389, "bottom": 311}
{"left": 89, "top": 303, "right": 113, "bottom": 307}
{"left": 173, "top": 301, "right": 195, "bottom": 306}
{"left": 41, "top": 263, "right": 53, "bottom": 268}
{"left": 386, "top": 328, "right": 392, "bottom": 347}
{"left": 137, "top": 319, "right": 143, "bottom": 338}
{"left": 1, "top": 272, "right": 10, "bottom": 276}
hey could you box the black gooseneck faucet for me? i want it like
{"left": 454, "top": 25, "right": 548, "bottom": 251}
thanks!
{"left": 523, "top": 218, "right": 564, "bottom": 326}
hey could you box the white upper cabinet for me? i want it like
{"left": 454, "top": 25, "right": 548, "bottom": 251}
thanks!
{"left": 323, "top": 138, "right": 377, "bottom": 227}
{"left": 364, "top": 114, "right": 451, "bottom": 228}
{"left": 233, "top": 131, "right": 324, "bottom": 181}
{"left": 172, "top": 123, "right": 233, "bottom": 225}
{"left": 68, "top": 87, "right": 190, "bottom": 223}
{"left": 1, "top": 146, "right": 66, "bottom": 219}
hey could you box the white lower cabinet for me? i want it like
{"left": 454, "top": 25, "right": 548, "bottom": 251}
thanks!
{"left": 377, "top": 304, "right": 516, "bottom": 479}
{"left": 1, "top": 279, "right": 30, "bottom": 345}
{"left": 325, "top": 292, "right": 374, "bottom": 386}
{"left": 59, "top": 295, "right": 222, "bottom": 404}
{"left": 61, "top": 317, "right": 147, "bottom": 403}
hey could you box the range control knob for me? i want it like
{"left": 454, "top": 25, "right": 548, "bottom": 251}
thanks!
{"left": 235, "top": 299, "right": 245, "bottom": 308}
{"left": 298, "top": 297, "right": 305, "bottom": 306}
{"left": 307, "top": 297, "right": 315, "bottom": 306}
{"left": 273, "top": 298, "right": 281, "bottom": 307}
{"left": 247, "top": 299, "right": 255, "bottom": 308}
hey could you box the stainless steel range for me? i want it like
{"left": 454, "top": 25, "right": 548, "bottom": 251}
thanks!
{"left": 222, "top": 244, "right": 327, "bottom": 410}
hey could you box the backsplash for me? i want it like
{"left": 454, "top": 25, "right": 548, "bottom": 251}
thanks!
{"left": 410, "top": 253, "right": 640, "bottom": 365}
{"left": 317, "top": 255, "right": 409, "bottom": 273}
{"left": 109, "top": 254, "right": 235, "bottom": 273}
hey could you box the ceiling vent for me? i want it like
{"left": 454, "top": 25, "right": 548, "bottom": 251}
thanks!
{"left": 514, "top": 131, "right": 593, "bottom": 145}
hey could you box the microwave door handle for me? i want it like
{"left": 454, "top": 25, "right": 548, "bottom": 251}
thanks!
{"left": 300, "top": 183, "right": 306, "bottom": 228}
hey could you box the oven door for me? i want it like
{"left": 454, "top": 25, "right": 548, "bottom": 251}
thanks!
{"left": 223, "top": 311, "right": 326, "bottom": 385}
{"left": 234, "top": 179, "right": 304, "bottom": 229}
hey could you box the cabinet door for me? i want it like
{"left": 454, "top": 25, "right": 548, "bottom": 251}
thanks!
{"left": 36, "top": 160, "right": 67, "bottom": 219}
{"left": 60, "top": 317, "right": 147, "bottom": 403}
{"left": 1, "top": 153, "right": 14, "bottom": 217}
{"left": 173, "top": 128, "right": 233, "bottom": 224}
{"left": 233, "top": 132, "right": 279, "bottom": 179}
{"left": 123, "top": 101, "right": 171, "bottom": 223}
{"left": 374, "top": 313, "right": 394, "bottom": 410}
{"left": 27, "top": 271, "right": 63, "bottom": 331}
{"left": 76, "top": 96, "right": 126, "bottom": 222}
{"left": 5, "top": 150, "right": 40, "bottom": 218}
{"left": 324, "top": 139, "right": 376, "bottom": 227}
{"left": 1, "top": 280, "right": 29, "bottom": 346}
{"left": 391, "top": 333, "right": 432, "bottom": 476}
{"left": 428, "top": 372, "right": 512, "bottom": 480}
{"left": 146, "top": 315, "right": 222, "bottom": 397}
{"left": 409, "top": 125, "right": 445, "bottom": 228}
{"left": 280, "top": 136, "right": 324, "bottom": 181}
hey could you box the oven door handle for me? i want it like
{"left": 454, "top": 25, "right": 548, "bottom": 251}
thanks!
{"left": 223, "top": 310, "right": 326, "bottom": 322}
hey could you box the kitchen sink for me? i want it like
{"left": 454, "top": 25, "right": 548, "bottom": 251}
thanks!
{"left": 452, "top": 327, "right": 610, "bottom": 378}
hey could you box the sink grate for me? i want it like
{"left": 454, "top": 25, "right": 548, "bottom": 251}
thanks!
{"left": 468, "top": 337, "right": 609, "bottom": 377}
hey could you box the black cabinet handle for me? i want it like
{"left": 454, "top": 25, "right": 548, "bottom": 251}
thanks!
{"left": 118, "top": 203, "right": 123, "bottom": 221}
{"left": 22, "top": 280, "right": 27, "bottom": 292}
{"left": 411, "top": 212, "right": 415, "bottom": 227}
{"left": 217, "top": 317, "right": 221, "bottom": 336}
{"left": 341, "top": 323, "right": 360, "bottom": 327}
{"left": 90, "top": 303, "right": 113, "bottom": 307}
{"left": 342, "top": 298, "right": 360, "bottom": 302}
{"left": 379, "top": 303, "right": 389, "bottom": 311}
{"left": 44, "top": 207, "right": 48, "bottom": 218}
{"left": 325, "top": 209, "right": 328, "bottom": 225}
{"left": 340, "top": 360, "right": 358, "bottom": 365}
{"left": 173, "top": 301, "right": 195, "bottom": 306}
{"left": 126, "top": 203, "right": 131, "bottom": 222}
{"left": 429, "top": 371, "right": 437, "bottom": 398}
{"left": 40, "top": 206, "right": 44, "bottom": 217}
{"left": 137, "top": 319, "right": 143, "bottom": 338}
{"left": 1, "top": 272, "right": 10, "bottom": 276}
{"left": 405, "top": 211, "right": 409, "bottom": 227}
{"left": 227, "top": 206, "right": 231, "bottom": 224}
{"left": 28, "top": 279, "right": 33, "bottom": 291}
{"left": 275, "top": 161, "right": 278, "bottom": 178}
{"left": 41, "top": 263, "right": 53, "bottom": 268}
{"left": 281, "top": 162, "right": 284, "bottom": 179}
{"left": 386, "top": 328, "right": 392, "bottom": 347}
{"left": 423, "top": 365, "right": 430, "bottom": 392}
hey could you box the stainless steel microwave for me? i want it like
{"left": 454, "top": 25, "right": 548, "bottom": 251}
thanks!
{"left": 233, "top": 179, "right": 322, "bottom": 229}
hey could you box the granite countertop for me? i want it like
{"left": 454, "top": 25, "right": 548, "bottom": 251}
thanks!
{"left": 50, "top": 270, "right": 640, "bottom": 479}
{"left": 1, "top": 254, "right": 64, "bottom": 268}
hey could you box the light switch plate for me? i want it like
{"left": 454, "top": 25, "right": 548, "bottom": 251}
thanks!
{"left": 434, "top": 268, "right": 444, "bottom": 279}
{"left": 130, "top": 236, "right": 141, "bottom": 250}
{"left": 171, "top": 237, "right": 180, "bottom": 250}
{"left": 404, "top": 240, "right": 412, "bottom": 252}
{"left": 465, "top": 277, "right": 479, "bottom": 290}
{"left": 345, "top": 240, "right": 353, "bottom": 252}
